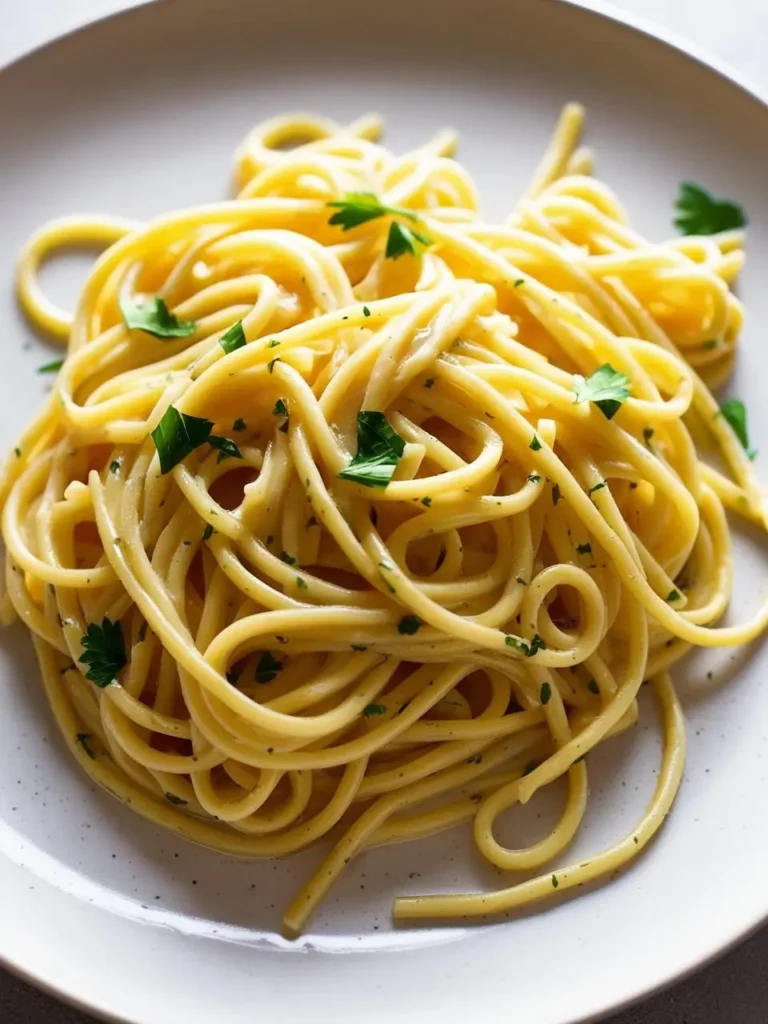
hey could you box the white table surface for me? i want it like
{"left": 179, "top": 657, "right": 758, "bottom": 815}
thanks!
{"left": 1, "top": 1, "right": 767, "bottom": 1021}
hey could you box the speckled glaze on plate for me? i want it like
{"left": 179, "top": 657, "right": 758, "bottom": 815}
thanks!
{"left": 1, "top": 1, "right": 768, "bottom": 1021}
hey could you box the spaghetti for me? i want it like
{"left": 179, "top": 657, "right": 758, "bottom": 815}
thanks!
{"left": 2, "top": 104, "right": 763, "bottom": 936}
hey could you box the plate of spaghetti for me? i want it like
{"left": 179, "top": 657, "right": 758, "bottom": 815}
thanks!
{"left": 1, "top": 1, "right": 768, "bottom": 1022}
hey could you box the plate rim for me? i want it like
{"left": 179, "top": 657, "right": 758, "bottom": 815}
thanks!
{"left": 1, "top": 1, "right": 767, "bottom": 1022}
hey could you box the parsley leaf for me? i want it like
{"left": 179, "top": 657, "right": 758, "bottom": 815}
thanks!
{"left": 255, "top": 651, "right": 282, "bottom": 684}
{"left": 397, "top": 615, "right": 422, "bottom": 635}
{"left": 151, "top": 407, "right": 213, "bottom": 474}
{"left": 587, "top": 679, "right": 600, "bottom": 695}
{"left": 78, "top": 618, "right": 127, "bottom": 688}
{"left": 120, "top": 296, "right": 196, "bottom": 339}
{"left": 576, "top": 542, "right": 592, "bottom": 555}
{"left": 363, "top": 703, "right": 387, "bottom": 717}
{"left": 572, "top": 364, "right": 631, "bottom": 420}
{"left": 666, "top": 589, "right": 681, "bottom": 602}
{"left": 208, "top": 435, "right": 243, "bottom": 464}
{"left": 674, "top": 182, "right": 747, "bottom": 236}
{"left": 75, "top": 733, "right": 95, "bottom": 759}
{"left": 720, "top": 398, "right": 756, "bottom": 458}
{"left": 273, "top": 398, "right": 288, "bottom": 417}
{"left": 540, "top": 682, "right": 552, "bottom": 705}
{"left": 202, "top": 524, "right": 214, "bottom": 542}
{"left": 151, "top": 406, "right": 240, "bottom": 473}
{"left": 552, "top": 484, "right": 561, "bottom": 505}
{"left": 37, "top": 359, "right": 64, "bottom": 374}
{"left": 338, "top": 411, "right": 405, "bottom": 488}
{"left": 327, "top": 192, "right": 419, "bottom": 231}
{"left": 385, "top": 221, "right": 432, "bottom": 260}
{"left": 529, "top": 435, "right": 542, "bottom": 451}
{"left": 232, "top": 418, "right": 247, "bottom": 432}
{"left": 219, "top": 320, "right": 246, "bottom": 354}
{"left": 588, "top": 480, "right": 606, "bottom": 495}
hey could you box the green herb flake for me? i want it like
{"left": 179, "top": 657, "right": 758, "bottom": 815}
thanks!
{"left": 424, "top": 378, "right": 435, "bottom": 389}
{"left": 273, "top": 398, "right": 288, "bottom": 417}
{"left": 255, "top": 651, "right": 282, "bottom": 684}
{"left": 720, "top": 398, "right": 756, "bottom": 458}
{"left": 703, "top": 340, "right": 719, "bottom": 350}
{"left": 326, "top": 192, "right": 419, "bottom": 231}
{"left": 515, "top": 576, "right": 527, "bottom": 586}
{"left": 540, "top": 682, "right": 552, "bottom": 706}
{"left": 232, "top": 418, "right": 247, "bottom": 432}
{"left": 362, "top": 306, "right": 371, "bottom": 318}
{"left": 527, "top": 473, "right": 541, "bottom": 483}
{"left": 576, "top": 542, "right": 592, "bottom": 555}
{"left": 514, "top": 279, "right": 525, "bottom": 288}
{"left": 385, "top": 221, "right": 433, "bottom": 260}
{"left": 109, "top": 460, "right": 120, "bottom": 475}
{"left": 219, "top": 320, "right": 246, "bottom": 354}
{"left": 75, "top": 733, "right": 95, "bottom": 759}
{"left": 151, "top": 406, "right": 214, "bottom": 474}
{"left": 78, "top": 618, "right": 127, "bottom": 689}
{"left": 552, "top": 484, "right": 561, "bottom": 505}
{"left": 397, "top": 614, "right": 422, "bottom": 635}
{"left": 338, "top": 411, "right": 405, "bottom": 488}
{"left": 208, "top": 435, "right": 243, "bottom": 463}
{"left": 351, "top": 644, "right": 367, "bottom": 652}
{"left": 529, "top": 634, "right": 547, "bottom": 657}
{"left": 552, "top": 874, "right": 559, "bottom": 889}
{"left": 666, "top": 589, "right": 681, "bottom": 602}
{"left": 165, "top": 792, "right": 188, "bottom": 806}
{"left": 14, "top": 448, "right": 21, "bottom": 458}
{"left": 588, "top": 480, "right": 606, "bottom": 496}
{"left": 587, "top": 679, "right": 600, "bottom": 695}
{"left": 266, "top": 339, "right": 281, "bottom": 349}
{"left": 37, "top": 358, "right": 64, "bottom": 374}
{"left": 674, "top": 182, "right": 747, "bottom": 236}
{"left": 202, "top": 524, "right": 214, "bottom": 541}
{"left": 572, "top": 364, "right": 631, "bottom": 420}
{"left": 529, "top": 435, "right": 542, "bottom": 451}
{"left": 421, "top": 496, "right": 432, "bottom": 507}
{"left": 280, "top": 551, "right": 297, "bottom": 566}
{"left": 505, "top": 635, "right": 530, "bottom": 655}
{"left": 296, "top": 576, "right": 308, "bottom": 590}
{"left": 363, "top": 703, "right": 387, "bottom": 717}
{"left": 120, "top": 296, "right": 196, "bottom": 339}
{"left": 466, "top": 754, "right": 483, "bottom": 765}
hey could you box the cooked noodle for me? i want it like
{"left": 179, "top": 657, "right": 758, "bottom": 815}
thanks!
{"left": 2, "top": 103, "right": 762, "bottom": 935}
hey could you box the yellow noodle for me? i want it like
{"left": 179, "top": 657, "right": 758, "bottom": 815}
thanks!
{"left": 2, "top": 105, "right": 762, "bottom": 938}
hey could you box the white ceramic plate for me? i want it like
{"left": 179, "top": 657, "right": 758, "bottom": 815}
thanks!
{"left": 2, "top": 1, "right": 768, "bottom": 1021}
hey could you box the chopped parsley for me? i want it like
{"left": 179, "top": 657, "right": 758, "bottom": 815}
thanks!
{"left": 351, "top": 644, "right": 367, "bottom": 652}
{"left": 120, "top": 296, "right": 196, "bottom": 339}
{"left": 338, "top": 411, "right": 405, "bottom": 488}
{"left": 397, "top": 615, "right": 422, "bottom": 635}
{"left": 666, "top": 589, "right": 681, "bottom": 602}
{"left": 421, "top": 496, "right": 432, "bottom": 507}
{"left": 505, "top": 633, "right": 547, "bottom": 658}
{"left": 363, "top": 703, "right": 387, "bottom": 716}
{"left": 232, "top": 418, "right": 247, "bottom": 432}
{"left": 552, "top": 874, "right": 559, "bottom": 889}
{"left": 552, "top": 484, "right": 561, "bottom": 505}
{"left": 385, "top": 221, "right": 432, "bottom": 259}
{"left": 588, "top": 480, "right": 606, "bottom": 496}
{"left": 362, "top": 306, "right": 371, "bottom": 317}
{"left": 266, "top": 338, "right": 281, "bottom": 349}
{"left": 280, "top": 551, "right": 297, "bottom": 565}
{"left": 720, "top": 398, "right": 756, "bottom": 458}
{"left": 75, "top": 733, "right": 95, "bottom": 759}
{"left": 514, "top": 279, "right": 525, "bottom": 287}
{"left": 202, "top": 524, "right": 214, "bottom": 541}
{"left": 572, "top": 364, "right": 630, "bottom": 420}
{"left": 165, "top": 793, "right": 188, "bottom": 806}
{"left": 424, "top": 378, "right": 435, "bottom": 389}
{"left": 540, "top": 682, "right": 552, "bottom": 705}
{"left": 529, "top": 435, "right": 542, "bottom": 451}
{"left": 109, "top": 460, "right": 120, "bottom": 475}
{"left": 576, "top": 542, "right": 592, "bottom": 555}
{"left": 78, "top": 618, "right": 127, "bottom": 688}
{"left": 150, "top": 405, "right": 241, "bottom": 473}
{"left": 255, "top": 651, "right": 282, "bottom": 684}
{"left": 273, "top": 398, "right": 288, "bottom": 417}
{"left": 587, "top": 679, "right": 600, "bottom": 695}
{"left": 296, "top": 576, "right": 308, "bottom": 590}
{"left": 37, "top": 358, "right": 64, "bottom": 374}
{"left": 327, "top": 192, "right": 419, "bottom": 231}
{"left": 674, "top": 182, "right": 746, "bottom": 236}
{"left": 219, "top": 320, "right": 246, "bottom": 354}
{"left": 527, "top": 473, "right": 541, "bottom": 483}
